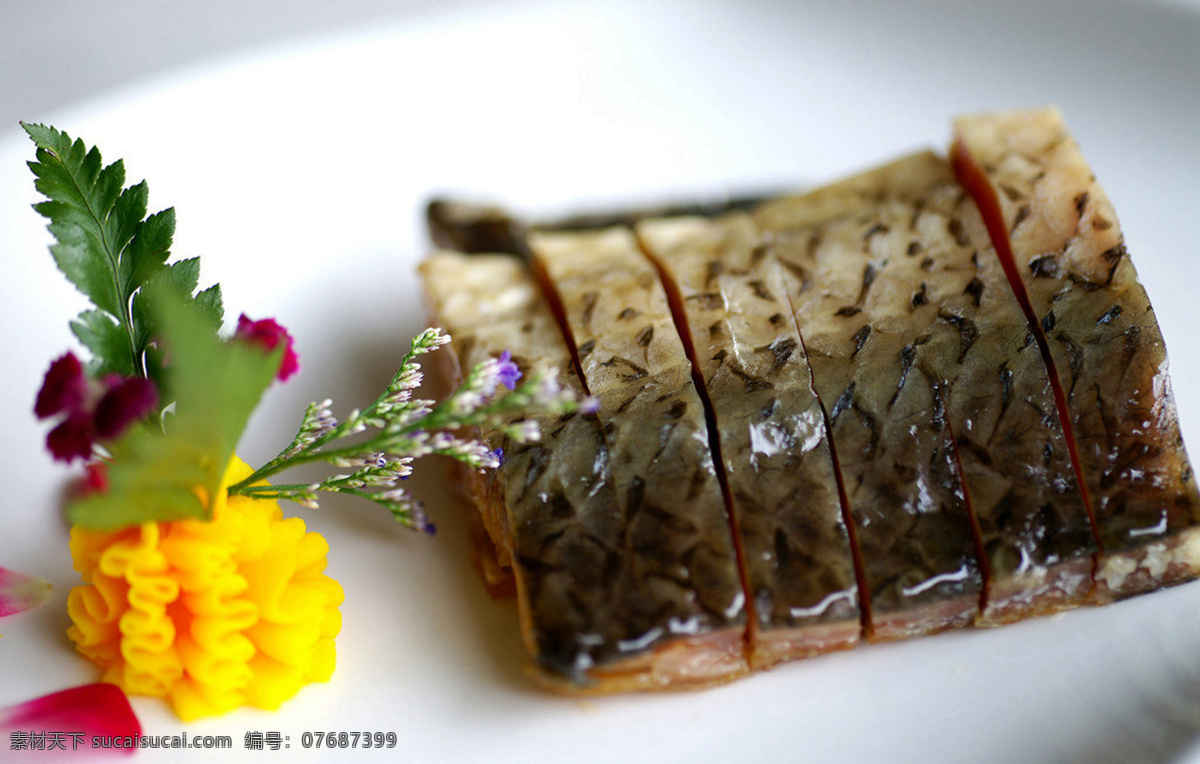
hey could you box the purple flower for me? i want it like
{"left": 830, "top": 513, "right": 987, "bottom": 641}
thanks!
{"left": 410, "top": 508, "right": 437, "bottom": 536}
{"left": 496, "top": 351, "right": 521, "bottom": 390}
{"left": 34, "top": 353, "right": 86, "bottom": 419}
{"left": 235, "top": 314, "right": 299, "bottom": 382}
{"left": 45, "top": 412, "right": 94, "bottom": 463}
{"left": 34, "top": 354, "right": 159, "bottom": 463}
{"left": 94, "top": 376, "right": 159, "bottom": 438}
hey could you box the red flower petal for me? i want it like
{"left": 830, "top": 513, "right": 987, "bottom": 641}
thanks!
{"left": 235, "top": 314, "right": 300, "bottom": 382}
{"left": 84, "top": 462, "right": 110, "bottom": 495}
{"left": 93, "top": 378, "right": 157, "bottom": 439}
{"left": 34, "top": 353, "right": 86, "bottom": 419}
{"left": 46, "top": 412, "right": 94, "bottom": 463}
{"left": 0, "top": 566, "right": 51, "bottom": 618}
{"left": 1, "top": 684, "right": 140, "bottom": 756}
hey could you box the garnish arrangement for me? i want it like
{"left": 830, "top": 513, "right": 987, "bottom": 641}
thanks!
{"left": 20, "top": 124, "right": 585, "bottom": 719}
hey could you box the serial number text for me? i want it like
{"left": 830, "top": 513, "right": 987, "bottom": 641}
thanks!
{"left": 300, "top": 731, "right": 398, "bottom": 749}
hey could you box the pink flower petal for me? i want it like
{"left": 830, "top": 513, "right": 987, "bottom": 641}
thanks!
{"left": 84, "top": 462, "right": 110, "bottom": 495}
{"left": 0, "top": 566, "right": 51, "bottom": 618}
{"left": 235, "top": 314, "right": 300, "bottom": 382}
{"left": 1, "top": 684, "right": 140, "bottom": 757}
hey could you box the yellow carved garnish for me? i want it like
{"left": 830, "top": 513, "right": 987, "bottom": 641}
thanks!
{"left": 66, "top": 457, "right": 343, "bottom": 720}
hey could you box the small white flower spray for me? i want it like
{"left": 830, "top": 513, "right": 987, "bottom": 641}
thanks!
{"left": 225, "top": 328, "right": 586, "bottom": 534}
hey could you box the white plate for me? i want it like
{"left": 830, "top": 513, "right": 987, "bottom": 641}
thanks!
{"left": 3, "top": 1, "right": 1200, "bottom": 762}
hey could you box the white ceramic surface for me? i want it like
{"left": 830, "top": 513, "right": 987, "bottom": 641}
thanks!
{"left": 2, "top": 1, "right": 1199, "bottom": 762}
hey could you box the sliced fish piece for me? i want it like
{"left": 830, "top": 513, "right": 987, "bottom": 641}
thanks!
{"left": 526, "top": 229, "right": 750, "bottom": 684}
{"left": 953, "top": 107, "right": 1200, "bottom": 601}
{"left": 754, "top": 157, "right": 985, "bottom": 641}
{"left": 845, "top": 152, "right": 1096, "bottom": 624}
{"left": 637, "top": 213, "right": 862, "bottom": 668}
{"left": 419, "top": 252, "right": 563, "bottom": 572}
{"left": 422, "top": 252, "right": 736, "bottom": 690}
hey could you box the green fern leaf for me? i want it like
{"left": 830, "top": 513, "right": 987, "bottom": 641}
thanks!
{"left": 70, "top": 309, "right": 132, "bottom": 377}
{"left": 23, "top": 123, "right": 223, "bottom": 382}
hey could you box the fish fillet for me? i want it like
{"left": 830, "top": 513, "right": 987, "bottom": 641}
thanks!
{"left": 953, "top": 107, "right": 1200, "bottom": 601}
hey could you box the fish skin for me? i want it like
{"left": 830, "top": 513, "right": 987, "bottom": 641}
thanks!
{"left": 421, "top": 252, "right": 714, "bottom": 686}
{"left": 872, "top": 153, "right": 1096, "bottom": 623}
{"left": 954, "top": 108, "right": 1200, "bottom": 601}
{"left": 755, "top": 157, "right": 986, "bottom": 640}
{"left": 526, "top": 229, "right": 749, "bottom": 673}
{"left": 637, "top": 213, "right": 861, "bottom": 667}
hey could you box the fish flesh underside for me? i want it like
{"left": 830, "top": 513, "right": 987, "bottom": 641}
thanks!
{"left": 419, "top": 107, "right": 1200, "bottom": 692}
